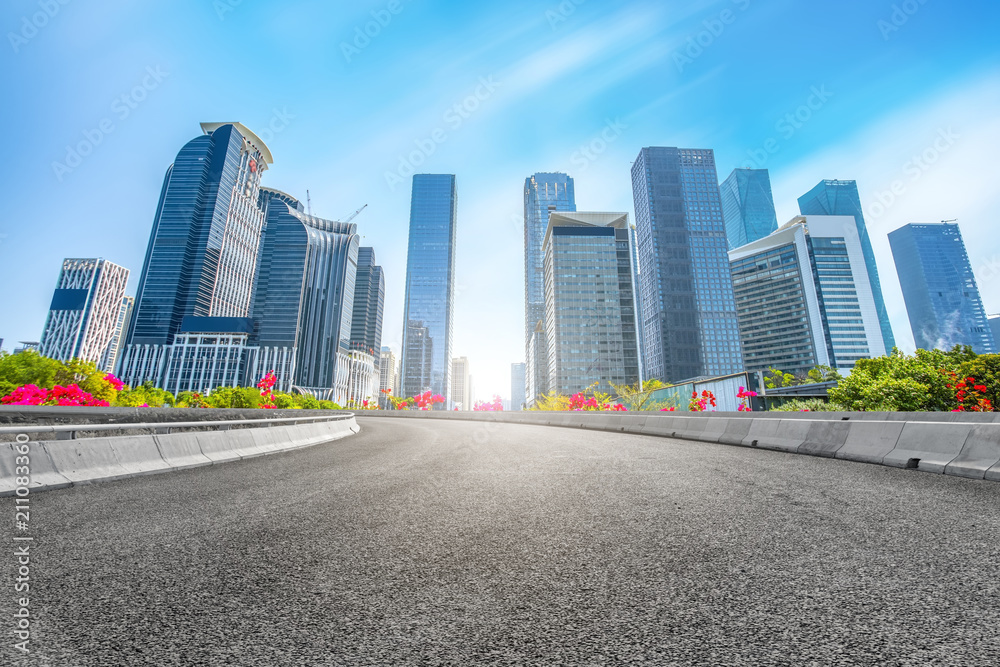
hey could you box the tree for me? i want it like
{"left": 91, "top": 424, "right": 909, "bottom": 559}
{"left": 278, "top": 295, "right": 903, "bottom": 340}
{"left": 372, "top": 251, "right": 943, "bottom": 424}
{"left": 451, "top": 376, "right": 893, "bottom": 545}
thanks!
{"left": 0, "top": 350, "right": 63, "bottom": 396}
{"left": 610, "top": 379, "right": 670, "bottom": 411}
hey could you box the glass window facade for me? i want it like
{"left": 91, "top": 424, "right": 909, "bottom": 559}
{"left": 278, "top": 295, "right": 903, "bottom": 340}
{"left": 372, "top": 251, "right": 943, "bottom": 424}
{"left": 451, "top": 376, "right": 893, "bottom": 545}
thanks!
{"left": 720, "top": 168, "right": 778, "bottom": 250}
{"left": 400, "top": 174, "right": 457, "bottom": 404}
{"left": 631, "top": 147, "right": 744, "bottom": 382}
{"left": 888, "top": 223, "right": 996, "bottom": 353}
{"left": 349, "top": 246, "right": 385, "bottom": 356}
{"left": 798, "top": 180, "right": 895, "bottom": 351}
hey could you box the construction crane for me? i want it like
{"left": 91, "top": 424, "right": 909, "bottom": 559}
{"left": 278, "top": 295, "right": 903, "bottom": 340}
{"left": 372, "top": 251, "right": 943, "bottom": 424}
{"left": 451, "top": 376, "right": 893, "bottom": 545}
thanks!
{"left": 343, "top": 203, "right": 368, "bottom": 223}
{"left": 941, "top": 218, "right": 957, "bottom": 224}
{"left": 306, "top": 190, "right": 312, "bottom": 216}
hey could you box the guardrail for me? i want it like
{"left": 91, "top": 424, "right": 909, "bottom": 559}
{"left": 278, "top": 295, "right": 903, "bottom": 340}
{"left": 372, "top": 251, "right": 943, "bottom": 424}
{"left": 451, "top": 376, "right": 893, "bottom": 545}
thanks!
{"left": 357, "top": 410, "right": 1000, "bottom": 482}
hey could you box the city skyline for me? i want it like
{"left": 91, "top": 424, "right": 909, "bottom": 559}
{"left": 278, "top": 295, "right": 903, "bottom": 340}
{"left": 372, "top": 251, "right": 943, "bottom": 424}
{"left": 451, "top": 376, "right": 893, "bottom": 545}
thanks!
{"left": 2, "top": 1, "right": 999, "bottom": 399}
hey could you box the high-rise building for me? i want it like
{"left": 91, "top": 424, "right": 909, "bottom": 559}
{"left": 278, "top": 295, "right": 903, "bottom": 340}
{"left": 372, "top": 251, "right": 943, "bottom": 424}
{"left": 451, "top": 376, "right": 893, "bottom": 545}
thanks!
{"left": 524, "top": 173, "right": 576, "bottom": 405}
{"left": 730, "top": 216, "right": 887, "bottom": 374}
{"left": 451, "top": 356, "right": 471, "bottom": 410}
{"left": 888, "top": 222, "right": 996, "bottom": 353}
{"left": 106, "top": 296, "right": 134, "bottom": 375}
{"left": 720, "top": 168, "right": 778, "bottom": 250}
{"left": 631, "top": 147, "right": 744, "bottom": 382}
{"left": 350, "top": 247, "right": 385, "bottom": 355}
{"left": 250, "top": 188, "right": 369, "bottom": 403}
{"left": 39, "top": 258, "right": 130, "bottom": 372}
{"left": 119, "top": 122, "right": 272, "bottom": 393}
{"left": 378, "top": 346, "right": 398, "bottom": 407}
{"left": 543, "top": 211, "right": 640, "bottom": 395}
{"left": 400, "top": 174, "right": 457, "bottom": 406}
{"left": 510, "top": 362, "right": 526, "bottom": 411}
{"left": 989, "top": 316, "right": 1000, "bottom": 349}
{"left": 798, "top": 180, "right": 895, "bottom": 351}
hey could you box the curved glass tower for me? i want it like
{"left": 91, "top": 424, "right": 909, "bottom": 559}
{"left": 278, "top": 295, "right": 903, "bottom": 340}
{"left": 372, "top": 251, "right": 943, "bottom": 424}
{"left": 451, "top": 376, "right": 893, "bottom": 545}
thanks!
{"left": 720, "top": 168, "right": 778, "bottom": 250}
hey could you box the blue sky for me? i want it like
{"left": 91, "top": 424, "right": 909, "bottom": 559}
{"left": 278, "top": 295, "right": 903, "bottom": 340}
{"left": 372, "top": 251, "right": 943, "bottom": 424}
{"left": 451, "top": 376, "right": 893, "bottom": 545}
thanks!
{"left": 1, "top": 0, "right": 999, "bottom": 400}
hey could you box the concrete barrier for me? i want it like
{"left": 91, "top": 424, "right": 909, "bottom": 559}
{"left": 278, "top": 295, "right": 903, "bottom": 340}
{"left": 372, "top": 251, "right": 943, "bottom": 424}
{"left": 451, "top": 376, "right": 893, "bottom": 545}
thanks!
{"left": 798, "top": 420, "right": 851, "bottom": 458}
{"left": 1, "top": 417, "right": 359, "bottom": 496}
{"left": 836, "top": 421, "right": 905, "bottom": 465}
{"left": 883, "top": 422, "right": 975, "bottom": 473}
{"left": 741, "top": 419, "right": 813, "bottom": 453}
{"left": 945, "top": 425, "right": 1000, "bottom": 479}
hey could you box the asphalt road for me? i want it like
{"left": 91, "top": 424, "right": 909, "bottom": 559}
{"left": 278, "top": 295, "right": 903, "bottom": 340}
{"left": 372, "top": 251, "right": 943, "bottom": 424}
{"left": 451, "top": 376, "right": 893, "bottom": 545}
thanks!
{"left": 3, "top": 417, "right": 1000, "bottom": 666}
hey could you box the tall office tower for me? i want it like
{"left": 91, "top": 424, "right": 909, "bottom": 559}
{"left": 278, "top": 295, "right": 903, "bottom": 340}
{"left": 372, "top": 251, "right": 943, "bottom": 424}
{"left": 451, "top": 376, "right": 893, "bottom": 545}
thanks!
{"left": 400, "top": 174, "right": 457, "bottom": 405}
{"left": 543, "top": 212, "right": 640, "bottom": 395}
{"left": 720, "top": 168, "right": 778, "bottom": 250}
{"left": 119, "top": 122, "right": 272, "bottom": 393}
{"left": 510, "top": 362, "right": 526, "bottom": 411}
{"left": 990, "top": 316, "right": 1000, "bottom": 349}
{"left": 378, "top": 346, "right": 398, "bottom": 407}
{"left": 106, "top": 296, "right": 134, "bottom": 375}
{"left": 888, "top": 223, "right": 996, "bottom": 353}
{"left": 798, "top": 180, "right": 895, "bottom": 351}
{"left": 730, "top": 216, "right": 887, "bottom": 374}
{"left": 350, "top": 247, "right": 385, "bottom": 355}
{"left": 631, "top": 147, "right": 744, "bottom": 382}
{"left": 524, "top": 172, "right": 576, "bottom": 405}
{"left": 39, "top": 258, "right": 130, "bottom": 372}
{"left": 450, "top": 357, "right": 471, "bottom": 409}
{"left": 627, "top": 225, "right": 645, "bottom": 385}
{"left": 249, "top": 188, "right": 365, "bottom": 402}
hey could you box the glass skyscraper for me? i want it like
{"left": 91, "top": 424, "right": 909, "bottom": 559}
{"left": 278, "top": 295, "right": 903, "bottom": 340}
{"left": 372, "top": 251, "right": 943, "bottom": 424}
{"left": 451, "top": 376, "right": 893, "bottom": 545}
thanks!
{"left": 524, "top": 172, "right": 576, "bottom": 405}
{"left": 119, "top": 122, "right": 272, "bottom": 392}
{"left": 543, "top": 212, "right": 641, "bottom": 395}
{"left": 510, "top": 362, "right": 525, "bottom": 411}
{"left": 39, "top": 258, "right": 131, "bottom": 372}
{"left": 350, "top": 246, "right": 385, "bottom": 356}
{"left": 631, "top": 147, "right": 744, "bottom": 382}
{"left": 798, "top": 180, "right": 895, "bottom": 351}
{"left": 400, "top": 174, "right": 457, "bottom": 404}
{"left": 250, "top": 188, "right": 362, "bottom": 400}
{"left": 720, "top": 168, "right": 778, "bottom": 250}
{"left": 888, "top": 222, "right": 996, "bottom": 353}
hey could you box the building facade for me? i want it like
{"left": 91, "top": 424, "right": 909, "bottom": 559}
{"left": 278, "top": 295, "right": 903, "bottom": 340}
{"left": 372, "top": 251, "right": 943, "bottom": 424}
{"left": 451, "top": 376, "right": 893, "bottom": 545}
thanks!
{"left": 378, "top": 346, "right": 398, "bottom": 407}
{"left": 543, "top": 212, "right": 641, "bottom": 396}
{"left": 888, "top": 222, "right": 996, "bottom": 353}
{"left": 798, "top": 179, "right": 895, "bottom": 351}
{"left": 510, "top": 362, "right": 526, "bottom": 411}
{"left": 451, "top": 356, "right": 471, "bottom": 410}
{"left": 400, "top": 174, "right": 457, "bottom": 406}
{"left": 107, "top": 296, "right": 134, "bottom": 375}
{"left": 39, "top": 258, "right": 131, "bottom": 372}
{"left": 631, "top": 147, "right": 744, "bottom": 383}
{"left": 730, "top": 216, "right": 887, "bottom": 375}
{"left": 119, "top": 122, "right": 272, "bottom": 392}
{"left": 524, "top": 172, "right": 576, "bottom": 405}
{"left": 720, "top": 168, "right": 778, "bottom": 250}
{"left": 350, "top": 247, "right": 385, "bottom": 355}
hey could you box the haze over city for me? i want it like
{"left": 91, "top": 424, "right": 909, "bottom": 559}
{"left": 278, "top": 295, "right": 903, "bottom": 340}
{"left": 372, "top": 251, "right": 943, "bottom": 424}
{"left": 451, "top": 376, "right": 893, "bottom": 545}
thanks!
{"left": 2, "top": 0, "right": 999, "bottom": 400}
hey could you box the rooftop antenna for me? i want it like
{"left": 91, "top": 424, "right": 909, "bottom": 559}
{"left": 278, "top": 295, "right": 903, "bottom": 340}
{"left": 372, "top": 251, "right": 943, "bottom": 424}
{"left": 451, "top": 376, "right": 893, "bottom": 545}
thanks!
{"left": 306, "top": 190, "right": 313, "bottom": 216}
{"left": 941, "top": 218, "right": 957, "bottom": 223}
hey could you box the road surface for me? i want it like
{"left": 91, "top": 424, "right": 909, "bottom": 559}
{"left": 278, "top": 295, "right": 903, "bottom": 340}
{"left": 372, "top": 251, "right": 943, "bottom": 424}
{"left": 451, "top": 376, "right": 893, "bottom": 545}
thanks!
{"left": 3, "top": 416, "right": 1000, "bottom": 665}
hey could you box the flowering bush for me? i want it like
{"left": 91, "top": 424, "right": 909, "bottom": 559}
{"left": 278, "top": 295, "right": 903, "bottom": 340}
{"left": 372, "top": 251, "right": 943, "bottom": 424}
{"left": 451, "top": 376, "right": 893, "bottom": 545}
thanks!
{"left": 949, "top": 374, "right": 994, "bottom": 412}
{"left": 393, "top": 390, "right": 446, "bottom": 411}
{"left": 689, "top": 390, "right": 717, "bottom": 412}
{"left": 1, "top": 383, "right": 109, "bottom": 407}
{"left": 474, "top": 395, "right": 504, "bottom": 411}
{"left": 737, "top": 386, "right": 757, "bottom": 412}
{"left": 256, "top": 371, "right": 277, "bottom": 409}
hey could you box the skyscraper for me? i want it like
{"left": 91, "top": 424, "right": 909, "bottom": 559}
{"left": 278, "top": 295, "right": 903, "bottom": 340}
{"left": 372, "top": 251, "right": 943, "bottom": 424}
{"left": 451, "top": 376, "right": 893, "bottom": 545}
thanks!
{"left": 378, "top": 346, "right": 398, "bottom": 407}
{"left": 543, "top": 212, "right": 641, "bottom": 395}
{"left": 524, "top": 172, "right": 576, "bottom": 405}
{"left": 631, "top": 147, "right": 744, "bottom": 382}
{"left": 989, "top": 316, "right": 1000, "bottom": 350}
{"left": 106, "top": 296, "right": 134, "bottom": 374}
{"left": 888, "top": 222, "right": 995, "bottom": 353}
{"left": 510, "top": 362, "right": 526, "bottom": 411}
{"left": 720, "top": 168, "right": 778, "bottom": 250}
{"left": 250, "top": 188, "right": 365, "bottom": 402}
{"left": 451, "top": 356, "right": 471, "bottom": 410}
{"left": 400, "top": 174, "right": 457, "bottom": 405}
{"left": 119, "top": 122, "right": 272, "bottom": 392}
{"left": 350, "top": 247, "right": 385, "bottom": 355}
{"left": 730, "top": 216, "right": 887, "bottom": 374}
{"left": 39, "top": 258, "right": 130, "bottom": 372}
{"left": 798, "top": 180, "right": 895, "bottom": 351}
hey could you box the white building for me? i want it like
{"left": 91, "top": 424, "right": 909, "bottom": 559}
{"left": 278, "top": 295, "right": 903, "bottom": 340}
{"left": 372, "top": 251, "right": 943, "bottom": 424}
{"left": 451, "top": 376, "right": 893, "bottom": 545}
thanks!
{"left": 378, "top": 347, "right": 398, "bottom": 406}
{"left": 39, "top": 258, "right": 130, "bottom": 372}
{"left": 451, "top": 356, "right": 471, "bottom": 410}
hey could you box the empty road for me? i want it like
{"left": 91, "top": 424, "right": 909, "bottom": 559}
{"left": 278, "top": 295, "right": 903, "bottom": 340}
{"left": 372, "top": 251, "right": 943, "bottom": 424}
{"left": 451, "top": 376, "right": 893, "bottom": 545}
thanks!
{"left": 3, "top": 417, "right": 1000, "bottom": 666}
